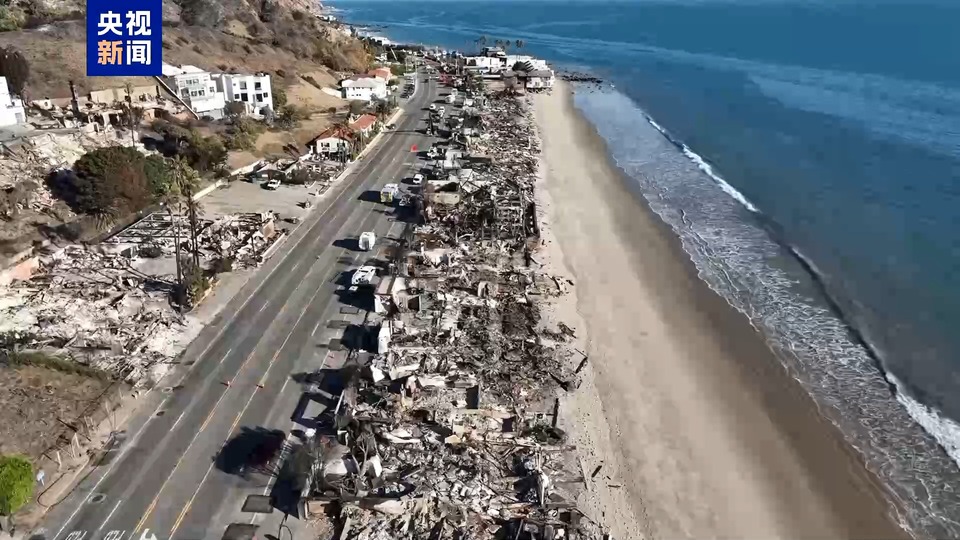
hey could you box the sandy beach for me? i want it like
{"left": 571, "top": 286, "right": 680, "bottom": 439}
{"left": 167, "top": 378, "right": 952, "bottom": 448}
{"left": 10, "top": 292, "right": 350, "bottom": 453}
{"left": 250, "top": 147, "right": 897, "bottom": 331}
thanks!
{"left": 533, "top": 80, "right": 907, "bottom": 539}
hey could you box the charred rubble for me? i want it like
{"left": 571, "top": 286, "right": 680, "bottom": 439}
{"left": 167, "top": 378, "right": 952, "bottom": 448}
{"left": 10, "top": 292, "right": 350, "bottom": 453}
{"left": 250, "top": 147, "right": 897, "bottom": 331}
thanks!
{"left": 0, "top": 210, "right": 284, "bottom": 384}
{"left": 297, "top": 90, "right": 607, "bottom": 539}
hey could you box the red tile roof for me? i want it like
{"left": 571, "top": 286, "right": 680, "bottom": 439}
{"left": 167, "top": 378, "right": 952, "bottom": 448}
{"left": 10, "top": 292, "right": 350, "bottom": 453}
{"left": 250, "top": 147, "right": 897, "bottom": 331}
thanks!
{"left": 350, "top": 114, "right": 377, "bottom": 132}
{"left": 312, "top": 125, "right": 353, "bottom": 143}
{"left": 368, "top": 67, "right": 392, "bottom": 80}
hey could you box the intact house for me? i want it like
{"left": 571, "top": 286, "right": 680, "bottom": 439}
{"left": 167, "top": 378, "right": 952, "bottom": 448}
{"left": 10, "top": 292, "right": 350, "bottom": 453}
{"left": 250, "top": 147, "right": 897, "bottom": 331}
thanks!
{"left": 0, "top": 76, "right": 26, "bottom": 127}
{"left": 214, "top": 73, "right": 273, "bottom": 116}
{"left": 524, "top": 69, "right": 555, "bottom": 90}
{"left": 501, "top": 67, "right": 556, "bottom": 92}
{"left": 340, "top": 77, "right": 388, "bottom": 102}
{"left": 309, "top": 125, "right": 354, "bottom": 160}
{"left": 349, "top": 113, "right": 378, "bottom": 139}
{"left": 161, "top": 63, "right": 226, "bottom": 119}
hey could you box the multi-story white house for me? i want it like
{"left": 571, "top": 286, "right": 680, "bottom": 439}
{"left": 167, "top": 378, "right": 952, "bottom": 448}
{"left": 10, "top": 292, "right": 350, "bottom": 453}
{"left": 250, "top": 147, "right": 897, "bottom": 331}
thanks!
{"left": 214, "top": 73, "right": 274, "bottom": 116}
{"left": 161, "top": 63, "right": 226, "bottom": 119}
{"left": 0, "top": 76, "right": 26, "bottom": 127}
{"left": 340, "top": 77, "right": 388, "bottom": 102}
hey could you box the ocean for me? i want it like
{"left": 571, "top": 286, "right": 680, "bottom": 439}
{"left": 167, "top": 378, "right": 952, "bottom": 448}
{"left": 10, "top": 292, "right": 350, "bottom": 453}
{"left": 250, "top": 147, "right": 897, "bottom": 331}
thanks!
{"left": 331, "top": 0, "right": 960, "bottom": 535}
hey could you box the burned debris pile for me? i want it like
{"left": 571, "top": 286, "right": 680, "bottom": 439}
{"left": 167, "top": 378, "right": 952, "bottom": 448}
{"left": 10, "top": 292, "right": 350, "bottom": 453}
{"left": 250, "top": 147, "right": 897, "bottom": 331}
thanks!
{"left": 300, "top": 88, "right": 606, "bottom": 539}
{"left": 0, "top": 209, "right": 283, "bottom": 385}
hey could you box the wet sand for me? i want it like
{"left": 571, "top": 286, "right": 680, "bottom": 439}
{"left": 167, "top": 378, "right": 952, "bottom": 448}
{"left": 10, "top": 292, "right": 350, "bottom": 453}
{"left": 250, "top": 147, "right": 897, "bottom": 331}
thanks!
{"left": 532, "top": 80, "right": 907, "bottom": 539}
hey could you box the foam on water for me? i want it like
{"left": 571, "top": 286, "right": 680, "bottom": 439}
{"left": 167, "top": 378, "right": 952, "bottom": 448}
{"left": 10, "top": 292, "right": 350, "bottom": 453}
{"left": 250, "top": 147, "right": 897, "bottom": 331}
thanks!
{"left": 570, "top": 85, "right": 960, "bottom": 537}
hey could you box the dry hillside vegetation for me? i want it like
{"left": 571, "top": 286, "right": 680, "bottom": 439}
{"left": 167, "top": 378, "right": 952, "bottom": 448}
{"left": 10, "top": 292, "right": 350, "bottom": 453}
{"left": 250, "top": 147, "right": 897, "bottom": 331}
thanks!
{"left": 0, "top": 0, "right": 369, "bottom": 100}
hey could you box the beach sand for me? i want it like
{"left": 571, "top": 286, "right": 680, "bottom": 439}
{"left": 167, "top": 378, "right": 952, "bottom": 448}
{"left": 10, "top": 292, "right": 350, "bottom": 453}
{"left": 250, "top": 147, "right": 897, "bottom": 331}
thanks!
{"left": 532, "top": 80, "right": 907, "bottom": 539}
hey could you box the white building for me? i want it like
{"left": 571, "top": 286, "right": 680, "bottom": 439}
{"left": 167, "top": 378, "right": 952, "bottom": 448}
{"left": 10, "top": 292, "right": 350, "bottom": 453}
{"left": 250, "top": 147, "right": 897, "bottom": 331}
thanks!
{"left": 161, "top": 63, "right": 226, "bottom": 119}
{"left": 214, "top": 73, "right": 273, "bottom": 116}
{"left": 0, "top": 76, "right": 26, "bottom": 127}
{"left": 309, "top": 125, "right": 353, "bottom": 158}
{"left": 340, "top": 77, "right": 388, "bottom": 102}
{"left": 465, "top": 54, "right": 549, "bottom": 75}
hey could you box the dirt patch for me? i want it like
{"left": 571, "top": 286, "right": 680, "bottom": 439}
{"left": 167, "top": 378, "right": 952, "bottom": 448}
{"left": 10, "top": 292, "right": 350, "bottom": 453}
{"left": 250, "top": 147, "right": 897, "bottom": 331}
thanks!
{"left": 0, "top": 364, "right": 115, "bottom": 460}
{"left": 286, "top": 70, "right": 347, "bottom": 112}
{"left": 253, "top": 112, "right": 335, "bottom": 156}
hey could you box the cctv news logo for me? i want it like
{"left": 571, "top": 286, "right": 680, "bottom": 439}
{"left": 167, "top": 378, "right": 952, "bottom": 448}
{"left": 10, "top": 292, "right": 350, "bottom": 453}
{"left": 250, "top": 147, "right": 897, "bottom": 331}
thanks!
{"left": 87, "top": 0, "right": 162, "bottom": 76}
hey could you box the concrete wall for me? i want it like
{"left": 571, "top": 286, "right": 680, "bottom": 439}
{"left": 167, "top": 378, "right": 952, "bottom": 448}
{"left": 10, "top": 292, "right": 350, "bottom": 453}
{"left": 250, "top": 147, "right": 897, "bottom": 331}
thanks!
{"left": 89, "top": 85, "right": 161, "bottom": 105}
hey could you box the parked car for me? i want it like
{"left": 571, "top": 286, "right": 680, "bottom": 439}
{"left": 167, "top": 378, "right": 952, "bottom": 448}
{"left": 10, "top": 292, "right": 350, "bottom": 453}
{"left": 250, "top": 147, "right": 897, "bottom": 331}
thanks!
{"left": 359, "top": 231, "right": 376, "bottom": 251}
{"left": 412, "top": 174, "right": 424, "bottom": 185}
{"left": 351, "top": 265, "right": 378, "bottom": 286}
{"left": 264, "top": 179, "right": 282, "bottom": 190}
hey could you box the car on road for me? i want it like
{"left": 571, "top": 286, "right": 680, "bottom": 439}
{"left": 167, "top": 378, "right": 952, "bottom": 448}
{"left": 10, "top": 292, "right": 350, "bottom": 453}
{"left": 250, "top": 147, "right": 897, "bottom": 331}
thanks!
{"left": 380, "top": 183, "right": 399, "bottom": 203}
{"left": 359, "top": 231, "right": 376, "bottom": 251}
{"left": 264, "top": 178, "right": 282, "bottom": 190}
{"left": 351, "top": 265, "right": 378, "bottom": 286}
{"left": 412, "top": 174, "right": 424, "bottom": 185}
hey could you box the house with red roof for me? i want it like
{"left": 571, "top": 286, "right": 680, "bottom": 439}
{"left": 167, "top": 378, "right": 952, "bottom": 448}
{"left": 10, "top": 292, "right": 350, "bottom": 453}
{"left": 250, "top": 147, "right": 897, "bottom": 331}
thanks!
{"left": 308, "top": 124, "right": 354, "bottom": 159}
{"left": 367, "top": 67, "right": 392, "bottom": 81}
{"left": 349, "top": 113, "right": 379, "bottom": 138}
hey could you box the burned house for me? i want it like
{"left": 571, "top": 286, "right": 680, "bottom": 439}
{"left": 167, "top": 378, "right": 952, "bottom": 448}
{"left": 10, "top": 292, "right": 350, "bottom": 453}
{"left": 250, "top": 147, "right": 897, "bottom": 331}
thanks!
{"left": 293, "top": 84, "right": 604, "bottom": 540}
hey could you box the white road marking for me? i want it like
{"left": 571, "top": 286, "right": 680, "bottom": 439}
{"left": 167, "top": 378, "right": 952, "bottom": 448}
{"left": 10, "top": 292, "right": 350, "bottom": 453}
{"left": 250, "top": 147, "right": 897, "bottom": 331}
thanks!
{"left": 52, "top": 396, "right": 169, "bottom": 540}
{"left": 97, "top": 500, "right": 122, "bottom": 533}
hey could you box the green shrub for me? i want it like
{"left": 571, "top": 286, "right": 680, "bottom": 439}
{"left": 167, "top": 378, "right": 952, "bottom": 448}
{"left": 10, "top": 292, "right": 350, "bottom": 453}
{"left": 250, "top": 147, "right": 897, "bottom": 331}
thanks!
{"left": 272, "top": 85, "right": 287, "bottom": 111}
{"left": 52, "top": 146, "right": 153, "bottom": 217}
{"left": 0, "top": 6, "right": 26, "bottom": 32}
{"left": 0, "top": 455, "right": 33, "bottom": 516}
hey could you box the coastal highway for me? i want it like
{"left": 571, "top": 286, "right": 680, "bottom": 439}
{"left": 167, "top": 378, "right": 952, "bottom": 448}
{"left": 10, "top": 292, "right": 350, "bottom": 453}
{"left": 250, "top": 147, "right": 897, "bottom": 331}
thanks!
{"left": 37, "top": 70, "right": 439, "bottom": 540}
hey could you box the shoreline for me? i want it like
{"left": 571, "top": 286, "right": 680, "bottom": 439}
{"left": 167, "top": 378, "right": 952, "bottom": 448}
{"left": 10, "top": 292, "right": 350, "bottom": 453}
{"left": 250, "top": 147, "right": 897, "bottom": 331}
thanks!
{"left": 533, "top": 80, "right": 907, "bottom": 538}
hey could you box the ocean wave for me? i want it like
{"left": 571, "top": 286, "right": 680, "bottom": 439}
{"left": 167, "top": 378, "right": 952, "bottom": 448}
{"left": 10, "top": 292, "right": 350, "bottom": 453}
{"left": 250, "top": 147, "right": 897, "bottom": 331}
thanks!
{"left": 570, "top": 84, "right": 960, "bottom": 538}
{"left": 642, "top": 117, "right": 761, "bottom": 213}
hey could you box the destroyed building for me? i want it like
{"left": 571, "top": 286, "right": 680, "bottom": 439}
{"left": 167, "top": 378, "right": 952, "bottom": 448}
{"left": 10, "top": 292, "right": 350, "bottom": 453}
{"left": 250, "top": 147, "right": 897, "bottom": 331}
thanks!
{"left": 295, "top": 86, "right": 606, "bottom": 540}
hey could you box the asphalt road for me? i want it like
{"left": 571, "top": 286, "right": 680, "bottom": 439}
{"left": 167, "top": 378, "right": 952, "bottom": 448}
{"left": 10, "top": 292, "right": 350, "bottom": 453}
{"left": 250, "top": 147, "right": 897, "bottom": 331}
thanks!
{"left": 37, "top": 70, "right": 440, "bottom": 540}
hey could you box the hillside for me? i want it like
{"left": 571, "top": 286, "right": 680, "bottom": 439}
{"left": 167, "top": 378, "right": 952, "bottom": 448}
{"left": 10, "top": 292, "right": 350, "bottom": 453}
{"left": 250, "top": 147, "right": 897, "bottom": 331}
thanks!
{"left": 0, "top": 0, "right": 368, "bottom": 100}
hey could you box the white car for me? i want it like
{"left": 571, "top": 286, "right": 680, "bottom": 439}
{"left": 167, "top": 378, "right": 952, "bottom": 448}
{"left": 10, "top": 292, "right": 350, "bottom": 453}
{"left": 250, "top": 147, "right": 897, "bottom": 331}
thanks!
{"left": 412, "top": 174, "right": 424, "bottom": 185}
{"left": 429, "top": 104, "right": 437, "bottom": 111}
{"left": 358, "top": 231, "right": 376, "bottom": 251}
{"left": 351, "top": 265, "right": 378, "bottom": 286}
{"left": 264, "top": 178, "right": 282, "bottom": 190}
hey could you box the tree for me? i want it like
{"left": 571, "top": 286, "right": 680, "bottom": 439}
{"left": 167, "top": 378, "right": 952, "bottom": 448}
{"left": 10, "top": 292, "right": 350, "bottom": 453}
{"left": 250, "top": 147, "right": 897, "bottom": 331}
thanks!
{"left": 348, "top": 100, "right": 365, "bottom": 116}
{"left": 0, "top": 7, "right": 25, "bottom": 32}
{"left": 0, "top": 455, "right": 34, "bottom": 516}
{"left": 158, "top": 157, "right": 203, "bottom": 307}
{"left": 272, "top": 85, "right": 287, "bottom": 111}
{"left": 515, "top": 39, "right": 524, "bottom": 50}
{"left": 64, "top": 146, "right": 153, "bottom": 217}
{"left": 224, "top": 101, "right": 247, "bottom": 118}
{"left": 144, "top": 154, "right": 175, "bottom": 198}
{"left": 183, "top": 130, "right": 227, "bottom": 173}
{"left": 374, "top": 100, "right": 391, "bottom": 123}
{"left": 0, "top": 46, "right": 29, "bottom": 101}
{"left": 276, "top": 105, "right": 307, "bottom": 129}
{"left": 121, "top": 104, "right": 145, "bottom": 147}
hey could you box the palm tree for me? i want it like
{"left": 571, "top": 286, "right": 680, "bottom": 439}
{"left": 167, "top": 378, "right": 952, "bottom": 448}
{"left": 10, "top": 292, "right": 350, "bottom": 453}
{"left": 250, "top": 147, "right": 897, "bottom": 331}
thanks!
{"left": 122, "top": 104, "right": 145, "bottom": 147}
{"left": 162, "top": 157, "right": 203, "bottom": 307}
{"left": 515, "top": 39, "right": 524, "bottom": 50}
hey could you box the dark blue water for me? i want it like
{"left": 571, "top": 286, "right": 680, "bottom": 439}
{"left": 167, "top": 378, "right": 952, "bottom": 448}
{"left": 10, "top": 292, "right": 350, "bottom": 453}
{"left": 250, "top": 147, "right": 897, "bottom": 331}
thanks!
{"left": 332, "top": 0, "right": 960, "bottom": 535}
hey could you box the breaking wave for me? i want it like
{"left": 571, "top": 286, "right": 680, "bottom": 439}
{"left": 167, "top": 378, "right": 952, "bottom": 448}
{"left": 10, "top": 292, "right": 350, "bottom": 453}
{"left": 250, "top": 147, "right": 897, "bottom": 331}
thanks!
{"left": 570, "top": 84, "right": 960, "bottom": 538}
